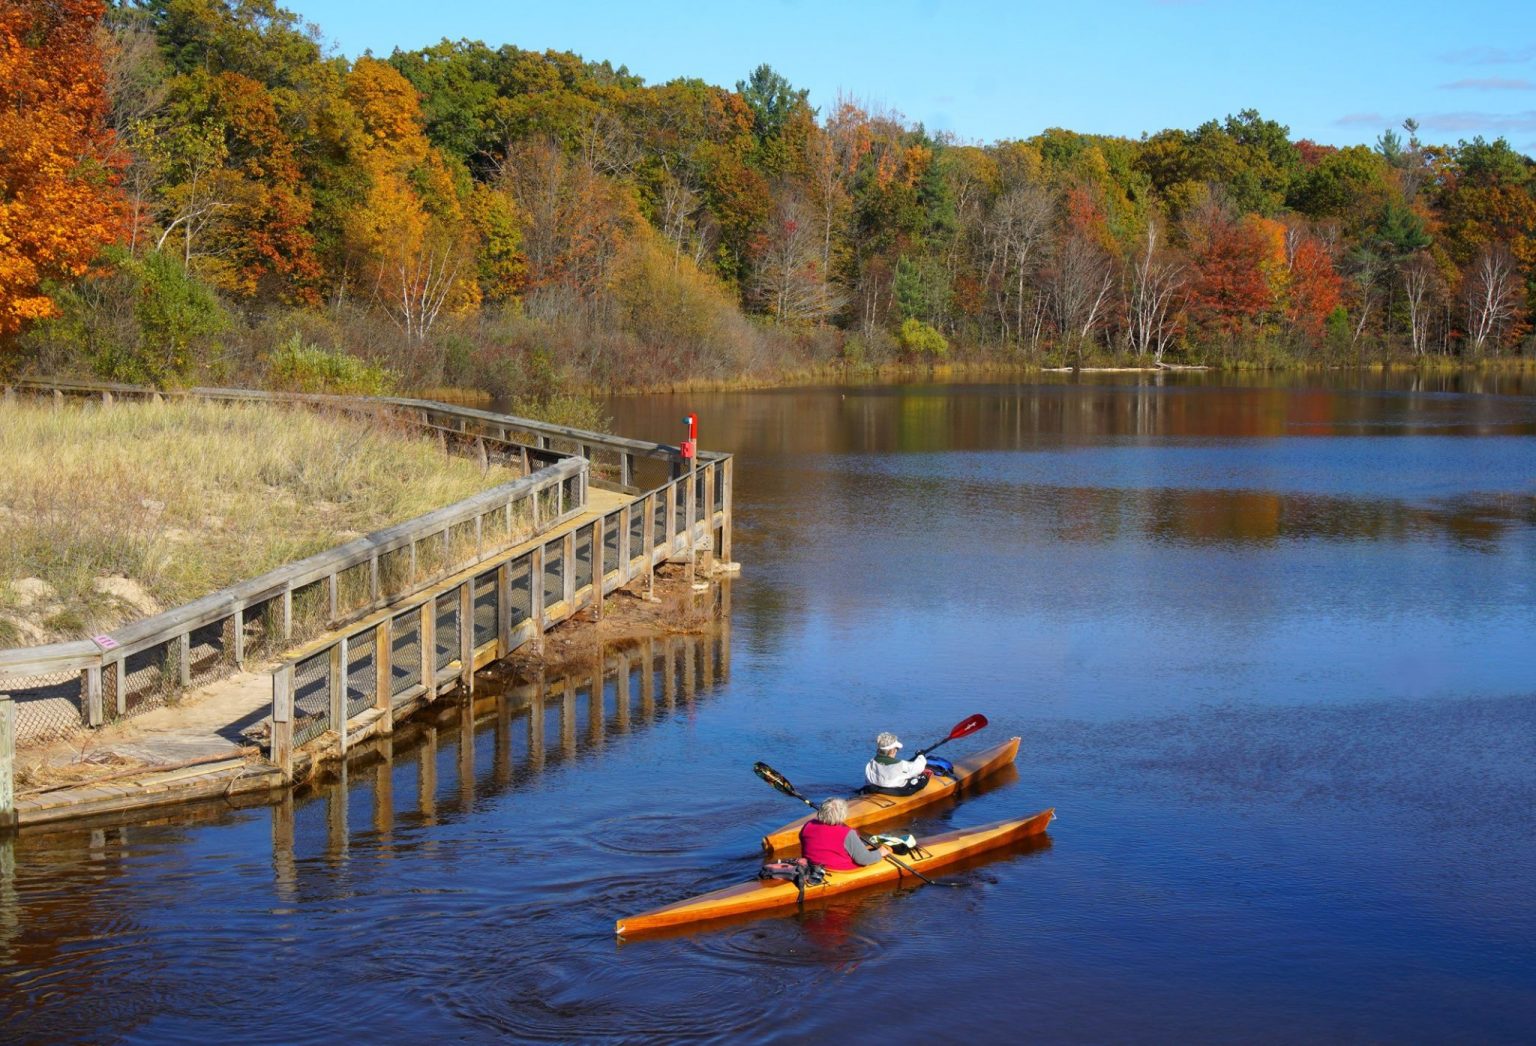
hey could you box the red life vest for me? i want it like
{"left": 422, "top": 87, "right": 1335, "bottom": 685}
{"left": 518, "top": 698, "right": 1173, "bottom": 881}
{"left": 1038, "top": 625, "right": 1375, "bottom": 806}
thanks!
{"left": 800, "top": 820, "right": 861, "bottom": 870}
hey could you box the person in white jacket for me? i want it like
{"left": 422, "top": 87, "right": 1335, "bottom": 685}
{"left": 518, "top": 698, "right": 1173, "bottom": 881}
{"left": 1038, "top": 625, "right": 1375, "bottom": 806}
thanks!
{"left": 863, "top": 731, "right": 929, "bottom": 795}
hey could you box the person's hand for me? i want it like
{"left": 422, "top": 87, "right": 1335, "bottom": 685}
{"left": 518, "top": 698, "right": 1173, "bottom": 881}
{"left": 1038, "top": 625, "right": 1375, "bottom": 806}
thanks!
{"left": 878, "top": 845, "right": 892, "bottom": 857}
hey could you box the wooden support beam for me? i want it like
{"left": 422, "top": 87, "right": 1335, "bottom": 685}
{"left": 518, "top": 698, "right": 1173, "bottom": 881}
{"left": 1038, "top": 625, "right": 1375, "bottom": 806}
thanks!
{"left": 665, "top": 482, "right": 678, "bottom": 553}
{"left": 702, "top": 464, "right": 717, "bottom": 570}
{"left": 232, "top": 608, "right": 245, "bottom": 669}
{"left": 85, "top": 666, "right": 103, "bottom": 728}
{"left": 374, "top": 619, "right": 393, "bottom": 733}
{"left": 530, "top": 544, "right": 546, "bottom": 649}
{"left": 458, "top": 582, "right": 473, "bottom": 692}
{"left": 271, "top": 664, "right": 294, "bottom": 780}
{"left": 178, "top": 633, "right": 191, "bottom": 689}
{"left": 592, "top": 520, "right": 605, "bottom": 617}
{"left": 112, "top": 660, "right": 126, "bottom": 717}
{"left": 420, "top": 598, "right": 436, "bottom": 699}
{"left": 330, "top": 639, "right": 347, "bottom": 756}
{"left": 562, "top": 531, "right": 576, "bottom": 609}
{"left": 0, "top": 697, "right": 15, "bottom": 829}
{"left": 721, "top": 456, "right": 734, "bottom": 564}
{"left": 496, "top": 562, "right": 512, "bottom": 656}
{"left": 619, "top": 504, "right": 632, "bottom": 581}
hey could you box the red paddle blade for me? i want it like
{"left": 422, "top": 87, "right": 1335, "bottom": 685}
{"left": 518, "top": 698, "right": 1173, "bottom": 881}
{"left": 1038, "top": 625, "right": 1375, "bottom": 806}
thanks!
{"left": 946, "top": 713, "right": 988, "bottom": 741}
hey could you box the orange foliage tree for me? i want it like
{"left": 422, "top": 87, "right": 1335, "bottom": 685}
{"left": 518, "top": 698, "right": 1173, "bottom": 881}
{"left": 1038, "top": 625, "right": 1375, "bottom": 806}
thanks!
{"left": 1186, "top": 213, "right": 1278, "bottom": 339}
{"left": 0, "top": 0, "right": 124, "bottom": 341}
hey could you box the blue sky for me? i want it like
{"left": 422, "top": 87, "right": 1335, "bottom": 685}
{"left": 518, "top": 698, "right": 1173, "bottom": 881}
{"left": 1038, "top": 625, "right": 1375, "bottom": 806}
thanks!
{"left": 283, "top": 0, "right": 1536, "bottom": 154}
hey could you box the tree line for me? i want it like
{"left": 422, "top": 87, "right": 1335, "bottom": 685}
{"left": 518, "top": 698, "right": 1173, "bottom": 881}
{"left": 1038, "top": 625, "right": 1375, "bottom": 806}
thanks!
{"left": 4, "top": 0, "right": 1535, "bottom": 397}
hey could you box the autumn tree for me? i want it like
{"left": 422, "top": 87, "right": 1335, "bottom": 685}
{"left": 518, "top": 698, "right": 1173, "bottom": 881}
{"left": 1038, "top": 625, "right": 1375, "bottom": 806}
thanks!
{"left": 0, "top": 0, "right": 125, "bottom": 342}
{"left": 1185, "top": 208, "right": 1278, "bottom": 341}
{"left": 343, "top": 58, "right": 480, "bottom": 342}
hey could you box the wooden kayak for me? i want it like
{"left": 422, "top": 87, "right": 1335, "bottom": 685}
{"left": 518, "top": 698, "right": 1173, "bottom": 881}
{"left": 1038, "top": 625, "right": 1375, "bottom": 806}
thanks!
{"left": 616, "top": 807, "right": 1054, "bottom": 938}
{"left": 760, "top": 735, "right": 1022, "bottom": 853}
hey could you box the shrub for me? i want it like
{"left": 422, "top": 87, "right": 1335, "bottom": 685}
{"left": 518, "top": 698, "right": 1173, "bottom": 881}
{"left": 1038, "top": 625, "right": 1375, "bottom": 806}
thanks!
{"left": 267, "top": 334, "right": 394, "bottom": 395}
{"left": 898, "top": 318, "right": 949, "bottom": 358}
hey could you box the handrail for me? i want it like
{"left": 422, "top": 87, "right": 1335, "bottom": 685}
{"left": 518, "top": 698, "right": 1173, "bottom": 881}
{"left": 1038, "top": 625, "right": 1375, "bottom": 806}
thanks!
{"left": 0, "top": 459, "right": 583, "bottom": 679}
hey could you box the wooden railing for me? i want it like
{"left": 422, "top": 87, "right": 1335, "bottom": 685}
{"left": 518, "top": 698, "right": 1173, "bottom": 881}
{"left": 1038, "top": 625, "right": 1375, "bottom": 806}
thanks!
{"left": 266, "top": 453, "right": 732, "bottom": 780}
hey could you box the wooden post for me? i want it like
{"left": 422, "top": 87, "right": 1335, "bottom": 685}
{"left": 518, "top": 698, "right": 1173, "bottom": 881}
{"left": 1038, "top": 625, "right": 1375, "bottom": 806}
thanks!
{"left": 233, "top": 608, "right": 246, "bottom": 668}
{"left": 665, "top": 482, "right": 678, "bottom": 552}
{"left": 420, "top": 598, "right": 436, "bottom": 699}
{"left": 328, "top": 573, "right": 339, "bottom": 622}
{"left": 592, "top": 519, "right": 605, "bottom": 616}
{"left": 271, "top": 665, "right": 294, "bottom": 780}
{"left": 458, "top": 581, "right": 473, "bottom": 692}
{"left": 702, "top": 463, "right": 717, "bottom": 570}
{"left": 330, "top": 639, "right": 347, "bottom": 756}
{"left": 178, "top": 633, "right": 191, "bottom": 688}
{"left": 0, "top": 696, "right": 15, "bottom": 830}
{"left": 642, "top": 493, "right": 656, "bottom": 580}
{"left": 721, "top": 456, "right": 734, "bottom": 564}
{"left": 562, "top": 531, "right": 576, "bottom": 609}
{"left": 685, "top": 457, "right": 698, "bottom": 583}
{"left": 370, "top": 554, "right": 381, "bottom": 603}
{"left": 112, "top": 660, "right": 126, "bottom": 717}
{"left": 621, "top": 452, "right": 633, "bottom": 489}
{"left": 85, "top": 666, "right": 103, "bottom": 728}
{"left": 281, "top": 586, "right": 293, "bottom": 641}
{"left": 496, "top": 562, "right": 512, "bottom": 656}
{"left": 619, "top": 504, "right": 632, "bottom": 581}
{"left": 374, "top": 619, "right": 393, "bottom": 733}
{"left": 530, "top": 544, "right": 546, "bottom": 648}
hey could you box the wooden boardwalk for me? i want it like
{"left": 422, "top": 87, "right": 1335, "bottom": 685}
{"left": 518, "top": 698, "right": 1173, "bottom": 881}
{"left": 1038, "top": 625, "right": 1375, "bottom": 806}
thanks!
{"left": 10, "top": 487, "right": 641, "bottom": 825}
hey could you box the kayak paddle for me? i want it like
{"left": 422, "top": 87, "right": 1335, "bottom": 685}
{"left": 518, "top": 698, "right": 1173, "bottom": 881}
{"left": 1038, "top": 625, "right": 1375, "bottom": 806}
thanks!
{"left": 753, "top": 761, "right": 817, "bottom": 810}
{"left": 914, "top": 713, "right": 989, "bottom": 757}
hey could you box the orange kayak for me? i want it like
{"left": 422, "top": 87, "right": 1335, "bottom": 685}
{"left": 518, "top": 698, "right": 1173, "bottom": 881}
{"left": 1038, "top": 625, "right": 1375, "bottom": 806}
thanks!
{"left": 760, "top": 736, "right": 1022, "bottom": 853}
{"left": 616, "top": 807, "right": 1054, "bottom": 938}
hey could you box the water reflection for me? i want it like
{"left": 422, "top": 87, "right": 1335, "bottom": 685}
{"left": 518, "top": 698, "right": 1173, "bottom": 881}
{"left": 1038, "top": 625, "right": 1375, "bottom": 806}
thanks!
{"left": 0, "top": 621, "right": 731, "bottom": 1038}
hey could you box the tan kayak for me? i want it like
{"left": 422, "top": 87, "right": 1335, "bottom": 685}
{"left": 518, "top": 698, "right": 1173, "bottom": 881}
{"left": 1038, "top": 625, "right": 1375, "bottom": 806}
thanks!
{"left": 760, "top": 735, "right": 1022, "bottom": 853}
{"left": 616, "top": 807, "right": 1055, "bottom": 938}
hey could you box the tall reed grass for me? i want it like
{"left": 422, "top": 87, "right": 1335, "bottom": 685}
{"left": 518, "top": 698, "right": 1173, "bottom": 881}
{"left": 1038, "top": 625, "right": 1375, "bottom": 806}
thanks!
{"left": 0, "top": 399, "right": 517, "bottom": 643}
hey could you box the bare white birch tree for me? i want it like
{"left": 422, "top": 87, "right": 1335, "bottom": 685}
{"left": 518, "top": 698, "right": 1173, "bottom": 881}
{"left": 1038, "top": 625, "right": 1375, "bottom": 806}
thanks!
{"left": 1125, "top": 221, "right": 1187, "bottom": 363}
{"left": 1401, "top": 252, "right": 1439, "bottom": 357}
{"left": 1464, "top": 244, "right": 1522, "bottom": 355}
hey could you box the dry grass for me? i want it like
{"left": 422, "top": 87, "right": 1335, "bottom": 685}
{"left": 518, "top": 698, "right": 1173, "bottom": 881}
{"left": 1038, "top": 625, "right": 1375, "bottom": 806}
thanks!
{"left": 0, "top": 398, "right": 518, "bottom": 643}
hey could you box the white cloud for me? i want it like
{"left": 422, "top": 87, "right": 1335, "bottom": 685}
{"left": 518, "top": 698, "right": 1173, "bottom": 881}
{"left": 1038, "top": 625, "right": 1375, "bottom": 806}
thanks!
{"left": 1440, "top": 77, "right": 1536, "bottom": 91}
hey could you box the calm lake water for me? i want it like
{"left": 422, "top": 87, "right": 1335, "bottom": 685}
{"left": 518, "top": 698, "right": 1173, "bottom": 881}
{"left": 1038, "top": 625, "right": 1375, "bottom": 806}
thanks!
{"left": 5, "top": 373, "right": 1536, "bottom": 1043}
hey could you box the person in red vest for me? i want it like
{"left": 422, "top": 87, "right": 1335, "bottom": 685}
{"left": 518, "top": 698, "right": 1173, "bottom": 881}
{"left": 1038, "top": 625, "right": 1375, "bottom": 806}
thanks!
{"left": 799, "top": 797, "right": 890, "bottom": 870}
